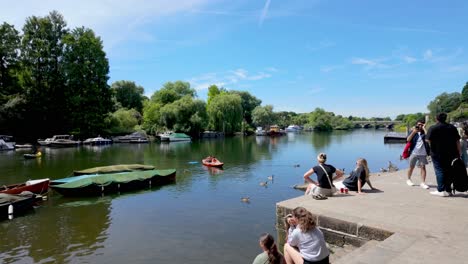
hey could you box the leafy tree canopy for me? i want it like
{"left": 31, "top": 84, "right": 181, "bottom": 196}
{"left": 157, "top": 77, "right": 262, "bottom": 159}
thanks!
{"left": 111, "top": 80, "right": 145, "bottom": 112}
{"left": 151, "top": 81, "right": 196, "bottom": 105}
{"left": 427, "top": 92, "right": 461, "bottom": 116}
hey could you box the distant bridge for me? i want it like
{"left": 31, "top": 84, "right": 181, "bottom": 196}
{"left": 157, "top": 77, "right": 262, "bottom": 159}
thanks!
{"left": 351, "top": 120, "right": 402, "bottom": 129}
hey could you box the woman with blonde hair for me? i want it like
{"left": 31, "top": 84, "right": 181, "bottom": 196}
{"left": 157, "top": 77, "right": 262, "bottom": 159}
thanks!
{"left": 252, "top": 233, "right": 286, "bottom": 264}
{"left": 284, "top": 207, "right": 329, "bottom": 264}
{"left": 304, "top": 153, "right": 344, "bottom": 198}
{"left": 334, "top": 158, "right": 378, "bottom": 194}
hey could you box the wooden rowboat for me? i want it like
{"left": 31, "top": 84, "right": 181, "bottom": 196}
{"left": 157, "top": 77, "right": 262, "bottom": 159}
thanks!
{"left": 202, "top": 157, "right": 224, "bottom": 168}
{"left": 0, "top": 178, "right": 50, "bottom": 195}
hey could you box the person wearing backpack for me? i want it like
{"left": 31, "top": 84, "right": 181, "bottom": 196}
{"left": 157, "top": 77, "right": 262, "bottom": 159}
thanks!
{"left": 406, "top": 120, "right": 431, "bottom": 189}
{"left": 426, "top": 113, "right": 461, "bottom": 197}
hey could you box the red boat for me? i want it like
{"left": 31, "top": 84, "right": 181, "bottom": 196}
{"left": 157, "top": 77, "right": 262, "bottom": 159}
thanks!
{"left": 202, "top": 157, "right": 224, "bottom": 168}
{"left": 0, "top": 178, "right": 50, "bottom": 195}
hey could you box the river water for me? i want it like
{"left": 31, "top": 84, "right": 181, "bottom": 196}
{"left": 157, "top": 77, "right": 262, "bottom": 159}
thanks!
{"left": 0, "top": 130, "right": 407, "bottom": 264}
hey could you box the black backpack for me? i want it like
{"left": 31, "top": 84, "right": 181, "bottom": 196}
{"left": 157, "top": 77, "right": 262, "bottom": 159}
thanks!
{"left": 452, "top": 158, "right": 468, "bottom": 193}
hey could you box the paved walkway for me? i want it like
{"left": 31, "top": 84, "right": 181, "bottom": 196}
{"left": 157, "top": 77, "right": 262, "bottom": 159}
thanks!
{"left": 277, "top": 165, "right": 468, "bottom": 264}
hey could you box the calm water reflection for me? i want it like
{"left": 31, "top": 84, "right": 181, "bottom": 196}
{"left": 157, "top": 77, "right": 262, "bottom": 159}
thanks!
{"left": 0, "top": 130, "right": 407, "bottom": 263}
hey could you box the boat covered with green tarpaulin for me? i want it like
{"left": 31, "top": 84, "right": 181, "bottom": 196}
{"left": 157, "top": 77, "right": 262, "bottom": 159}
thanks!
{"left": 51, "top": 164, "right": 176, "bottom": 196}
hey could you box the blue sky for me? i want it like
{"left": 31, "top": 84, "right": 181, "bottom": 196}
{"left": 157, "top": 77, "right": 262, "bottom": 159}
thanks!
{"left": 2, "top": 0, "right": 468, "bottom": 118}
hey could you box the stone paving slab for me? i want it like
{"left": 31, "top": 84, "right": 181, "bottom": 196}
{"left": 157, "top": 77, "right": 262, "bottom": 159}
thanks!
{"left": 277, "top": 165, "right": 468, "bottom": 264}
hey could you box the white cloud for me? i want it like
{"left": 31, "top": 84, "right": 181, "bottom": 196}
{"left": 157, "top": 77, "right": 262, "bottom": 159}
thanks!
{"left": 352, "top": 58, "right": 378, "bottom": 67}
{"left": 0, "top": 0, "right": 212, "bottom": 50}
{"left": 307, "top": 86, "right": 324, "bottom": 94}
{"left": 320, "top": 65, "right": 343, "bottom": 73}
{"left": 259, "top": 0, "right": 272, "bottom": 27}
{"left": 351, "top": 57, "right": 389, "bottom": 70}
{"left": 188, "top": 68, "right": 273, "bottom": 91}
{"left": 306, "top": 40, "right": 336, "bottom": 52}
{"left": 443, "top": 65, "right": 468, "bottom": 73}
{"left": 423, "top": 49, "right": 433, "bottom": 60}
{"left": 266, "top": 67, "right": 279, "bottom": 72}
{"left": 402, "top": 56, "right": 417, "bottom": 63}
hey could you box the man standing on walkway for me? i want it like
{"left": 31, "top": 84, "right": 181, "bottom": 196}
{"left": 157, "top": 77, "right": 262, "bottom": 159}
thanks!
{"left": 406, "top": 120, "right": 430, "bottom": 189}
{"left": 426, "top": 113, "right": 461, "bottom": 197}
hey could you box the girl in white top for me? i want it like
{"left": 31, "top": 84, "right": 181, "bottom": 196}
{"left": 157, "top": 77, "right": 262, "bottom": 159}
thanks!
{"left": 284, "top": 207, "right": 329, "bottom": 264}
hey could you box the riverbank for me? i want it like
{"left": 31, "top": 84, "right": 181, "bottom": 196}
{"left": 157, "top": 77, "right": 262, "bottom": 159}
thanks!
{"left": 277, "top": 165, "right": 468, "bottom": 264}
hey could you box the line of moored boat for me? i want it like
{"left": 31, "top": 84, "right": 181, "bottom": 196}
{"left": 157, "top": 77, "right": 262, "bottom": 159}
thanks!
{"left": 0, "top": 132, "right": 194, "bottom": 151}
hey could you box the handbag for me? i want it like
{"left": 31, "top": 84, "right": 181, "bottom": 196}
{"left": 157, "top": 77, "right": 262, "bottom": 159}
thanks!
{"left": 318, "top": 164, "right": 338, "bottom": 194}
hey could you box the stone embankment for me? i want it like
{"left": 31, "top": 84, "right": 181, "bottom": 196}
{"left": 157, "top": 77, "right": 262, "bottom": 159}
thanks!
{"left": 277, "top": 165, "right": 468, "bottom": 264}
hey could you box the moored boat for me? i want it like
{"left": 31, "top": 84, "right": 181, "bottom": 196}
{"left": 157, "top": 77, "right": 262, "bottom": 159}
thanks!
{"left": 160, "top": 132, "right": 191, "bottom": 142}
{"left": 112, "top": 132, "right": 148, "bottom": 143}
{"left": 285, "top": 125, "right": 302, "bottom": 132}
{"left": 255, "top": 127, "right": 267, "bottom": 136}
{"left": 38, "top": 135, "right": 80, "bottom": 147}
{"left": 0, "top": 135, "right": 15, "bottom": 151}
{"left": 0, "top": 178, "right": 50, "bottom": 195}
{"left": 82, "top": 136, "right": 113, "bottom": 145}
{"left": 0, "top": 192, "right": 38, "bottom": 220}
{"left": 202, "top": 156, "right": 224, "bottom": 168}
{"left": 50, "top": 164, "right": 176, "bottom": 196}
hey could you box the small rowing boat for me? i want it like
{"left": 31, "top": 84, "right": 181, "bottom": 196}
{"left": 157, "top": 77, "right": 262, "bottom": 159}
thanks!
{"left": 202, "top": 156, "right": 224, "bottom": 168}
{"left": 0, "top": 178, "right": 50, "bottom": 195}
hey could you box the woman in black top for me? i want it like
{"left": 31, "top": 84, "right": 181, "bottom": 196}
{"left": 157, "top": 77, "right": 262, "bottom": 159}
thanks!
{"left": 335, "top": 158, "right": 378, "bottom": 194}
{"left": 304, "top": 153, "right": 344, "bottom": 197}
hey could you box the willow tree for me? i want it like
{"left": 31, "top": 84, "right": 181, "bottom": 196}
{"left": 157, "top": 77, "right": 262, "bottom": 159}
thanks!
{"left": 143, "top": 81, "right": 207, "bottom": 135}
{"left": 207, "top": 93, "right": 243, "bottom": 134}
{"left": 252, "top": 105, "right": 275, "bottom": 129}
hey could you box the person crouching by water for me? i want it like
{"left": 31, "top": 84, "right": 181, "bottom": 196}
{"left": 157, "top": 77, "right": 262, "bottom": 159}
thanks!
{"left": 304, "top": 153, "right": 344, "bottom": 197}
{"left": 252, "top": 233, "right": 286, "bottom": 264}
{"left": 334, "top": 158, "right": 379, "bottom": 194}
{"left": 284, "top": 207, "right": 330, "bottom": 264}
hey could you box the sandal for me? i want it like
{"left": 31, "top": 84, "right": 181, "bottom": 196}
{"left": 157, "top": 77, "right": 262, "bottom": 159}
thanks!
{"left": 312, "top": 194, "right": 328, "bottom": 200}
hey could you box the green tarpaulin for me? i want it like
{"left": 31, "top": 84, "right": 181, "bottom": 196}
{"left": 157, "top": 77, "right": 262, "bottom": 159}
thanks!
{"left": 55, "top": 169, "right": 176, "bottom": 189}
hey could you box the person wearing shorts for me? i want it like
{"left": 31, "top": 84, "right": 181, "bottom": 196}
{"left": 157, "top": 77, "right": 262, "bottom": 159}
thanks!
{"left": 406, "top": 120, "right": 430, "bottom": 189}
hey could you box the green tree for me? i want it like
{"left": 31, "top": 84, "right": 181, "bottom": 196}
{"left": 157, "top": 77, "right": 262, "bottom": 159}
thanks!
{"left": 151, "top": 81, "right": 196, "bottom": 105}
{"left": 159, "top": 95, "right": 207, "bottom": 134}
{"left": 111, "top": 80, "right": 145, "bottom": 112}
{"left": 20, "top": 10, "right": 68, "bottom": 135}
{"left": 461, "top": 82, "right": 468, "bottom": 103}
{"left": 307, "top": 108, "right": 333, "bottom": 131}
{"left": 0, "top": 22, "right": 21, "bottom": 105}
{"left": 292, "top": 113, "right": 308, "bottom": 126}
{"left": 252, "top": 105, "right": 275, "bottom": 128}
{"left": 105, "top": 108, "right": 141, "bottom": 134}
{"left": 395, "top": 114, "right": 406, "bottom": 121}
{"left": 207, "top": 85, "right": 223, "bottom": 106}
{"left": 228, "top": 90, "right": 261, "bottom": 126}
{"left": 207, "top": 93, "right": 243, "bottom": 134}
{"left": 62, "top": 27, "right": 112, "bottom": 137}
{"left": 427, "top": 92, "right": 461, "bottom": 116}
{"left": 0, "top": 22, "right": 22, "bottom": 133}
{"left": 143, "top": 81, "right": 198, "bottom": 134}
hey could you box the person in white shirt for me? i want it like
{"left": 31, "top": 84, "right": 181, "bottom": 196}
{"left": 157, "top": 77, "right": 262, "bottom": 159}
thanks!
{"left": 284, "top": 207, "right": 329, "bottom": 264}
{"left": 406, "top": 120, "right": 430, "bottom": 189}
